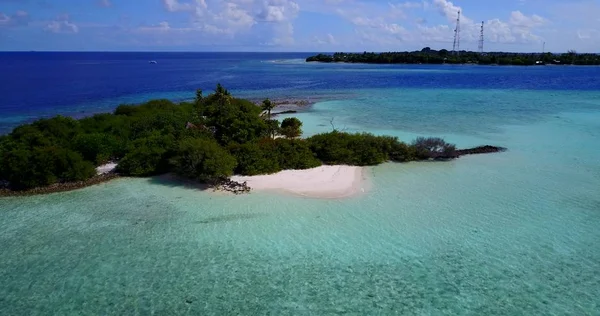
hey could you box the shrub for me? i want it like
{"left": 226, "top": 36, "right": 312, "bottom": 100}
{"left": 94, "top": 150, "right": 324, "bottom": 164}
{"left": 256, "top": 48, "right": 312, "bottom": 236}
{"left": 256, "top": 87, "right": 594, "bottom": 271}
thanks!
{"left": 116, "top": 134, "right": 174, "bottom": 176}
{"left": 280, "top": 117, "right": 303, "bottom": 138}
{"left": 0, "top": 147, "right": 95, "bottom": 190}
{"left": 171, "top": 138, "right": 236, "bottom": 182}
{"left": 73, "top": 133, "right": 120, "bottom": 165}
{"left": 307, "top": 131, "right": 403, "bottom": 166}
{"left": 228, "top": 141, "right": 280, "bottom": 176}
{"left": 271, "top": 138, "right": 321, "bottom": 170}
{"left": 412, "top": 137, "right": 457, "bottom": 159}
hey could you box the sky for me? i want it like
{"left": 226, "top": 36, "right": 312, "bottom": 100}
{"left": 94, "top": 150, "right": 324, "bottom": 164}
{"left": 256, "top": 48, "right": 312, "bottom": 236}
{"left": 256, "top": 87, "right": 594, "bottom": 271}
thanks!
{"left": 0, "top": 0, "right": 599, "bottom": 52}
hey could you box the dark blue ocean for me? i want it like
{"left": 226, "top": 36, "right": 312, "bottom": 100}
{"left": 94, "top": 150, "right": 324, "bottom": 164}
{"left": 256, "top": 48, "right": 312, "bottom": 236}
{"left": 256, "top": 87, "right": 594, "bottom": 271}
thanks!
{"left": 1, "top": 52, "right": 600, "bottom": 315}
{"left": 2, "top": 52, "right": 600, "bottom": 134}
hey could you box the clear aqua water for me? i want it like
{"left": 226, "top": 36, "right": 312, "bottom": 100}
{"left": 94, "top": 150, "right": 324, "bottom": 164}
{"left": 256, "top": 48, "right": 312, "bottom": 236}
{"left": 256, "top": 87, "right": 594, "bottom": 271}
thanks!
{"left": 1, "top": 54, "right": 600, "bottom": 314}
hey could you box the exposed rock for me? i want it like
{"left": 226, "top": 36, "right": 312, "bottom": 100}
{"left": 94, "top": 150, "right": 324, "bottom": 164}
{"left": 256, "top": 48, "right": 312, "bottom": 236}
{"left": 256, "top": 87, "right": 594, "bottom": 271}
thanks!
{"left": 213, "top": 178, "right": 251, "bottom": 194}
{"left": 271, "top": 110, "right": 297, "bottom": 116}
{"left": 456, "top": 145, "right": 507, "bottom": 156}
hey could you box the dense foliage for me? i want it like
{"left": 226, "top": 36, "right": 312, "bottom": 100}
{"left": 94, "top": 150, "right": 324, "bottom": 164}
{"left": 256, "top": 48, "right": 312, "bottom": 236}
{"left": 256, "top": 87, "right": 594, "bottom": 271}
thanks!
{"left": 0, "top": 98, "right": 196, "bottom": 190}
{"left": 171, "top": 138, "right": 237, "bottom": 182}
{"left": 0, "top": 84, "right": 460, "bottom": 192}
{"left": 307, "top": 132, "right": 417, "bottom": 166}
{"left": 280, "top": 117, "right": 303, "bottom": 139}
{"left": 307, "top": 48, "right": 600, "bottom": 66}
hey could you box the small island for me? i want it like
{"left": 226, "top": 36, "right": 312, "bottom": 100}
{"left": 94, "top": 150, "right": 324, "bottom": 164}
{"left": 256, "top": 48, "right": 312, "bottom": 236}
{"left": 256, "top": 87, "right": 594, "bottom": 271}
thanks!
{"left": 306, "top": 48, "right": 600, "bottom": 66}
{"left": 0, "top": 84, "right": 505, "bottom": 197}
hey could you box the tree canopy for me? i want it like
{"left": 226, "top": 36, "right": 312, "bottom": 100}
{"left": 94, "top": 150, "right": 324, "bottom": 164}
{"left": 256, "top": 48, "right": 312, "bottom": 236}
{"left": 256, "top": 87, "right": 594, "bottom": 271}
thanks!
{"left": 0, "top": 84, "right": 462, "bottom": 192}
{"left": 306, "top": 49, "right": 600, "bottom": 66}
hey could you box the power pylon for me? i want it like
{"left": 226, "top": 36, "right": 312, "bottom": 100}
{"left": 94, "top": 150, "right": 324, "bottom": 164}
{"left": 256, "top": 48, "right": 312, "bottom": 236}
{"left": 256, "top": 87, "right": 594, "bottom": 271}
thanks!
{"left": 452, "top": 11, "right": 461, "bottom": 55}
{"left": 478, "top": 21, "right": 484, "bottom": 54}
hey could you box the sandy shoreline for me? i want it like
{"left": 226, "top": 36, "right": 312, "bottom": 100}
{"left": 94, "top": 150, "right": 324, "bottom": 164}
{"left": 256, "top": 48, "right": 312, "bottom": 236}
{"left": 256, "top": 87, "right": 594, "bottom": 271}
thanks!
{"left": 96, "top": 163, "right": 118, "bottom": 175}
{"left": 231, "top": 165, "right": 368, "bottom": 199}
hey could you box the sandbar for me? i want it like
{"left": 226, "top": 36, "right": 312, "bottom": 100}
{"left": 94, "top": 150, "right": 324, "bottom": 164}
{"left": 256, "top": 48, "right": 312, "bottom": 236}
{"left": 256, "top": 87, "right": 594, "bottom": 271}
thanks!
{"left": 231, "top": 165, "right": 368, "bottom": 199}
{"left": 96, "top": 163, "right": 117, "bottom": 175}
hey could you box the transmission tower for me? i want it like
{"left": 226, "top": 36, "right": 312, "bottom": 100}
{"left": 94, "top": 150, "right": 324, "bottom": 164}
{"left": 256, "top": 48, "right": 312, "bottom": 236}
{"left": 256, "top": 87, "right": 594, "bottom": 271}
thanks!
{"left": 452, "top": 10, "right": 461, "bottom": 55}
{"left": 478, "top": 21, "right": 484, "bottom": 54}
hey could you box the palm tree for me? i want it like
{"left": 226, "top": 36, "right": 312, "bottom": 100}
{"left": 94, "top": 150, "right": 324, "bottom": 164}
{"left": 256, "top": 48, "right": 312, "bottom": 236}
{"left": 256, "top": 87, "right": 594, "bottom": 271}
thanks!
{"left": 214, "top": 84, "right": 231, "bottom": 115}
{"left": 261, "top": 99, "right": 276, "bottom": 138}
{"left": 261, "top": 99, "right": 274, "bottom": 120}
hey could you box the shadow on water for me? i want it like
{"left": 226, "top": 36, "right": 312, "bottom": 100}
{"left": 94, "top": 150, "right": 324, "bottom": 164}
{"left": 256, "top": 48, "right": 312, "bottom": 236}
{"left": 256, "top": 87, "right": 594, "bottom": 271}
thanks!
{"left": 146, "top": 174, "right": 213, "bottom": 192}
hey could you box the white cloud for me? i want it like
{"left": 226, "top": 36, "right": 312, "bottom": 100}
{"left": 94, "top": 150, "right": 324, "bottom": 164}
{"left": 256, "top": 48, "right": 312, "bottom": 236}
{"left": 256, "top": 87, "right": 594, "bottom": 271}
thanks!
{"left": 162, "top": 0, "right": 195, "bottom": 12}
{"left": 509, "top": 11, "right": 545, "bottom": 28}
{"left": 322, "top": 0, "right": 550, "bottom": 51}
{"left": 313, "top": 33, "right": 337, "bottom": 45}
{"left": 258, "top": 1, "right": 299, "bottom": 22}
{"left": 157, "top": 0, "right": 301, "bottom": 46}
{"left": 268, "top": 21, "right": 295, "bottom": 45}
{"left": 98, "top": 0, "right": 112, "bottom": 7}
{"left": 0, "top": 10, "right": 29, "bottom": 28}
{"left": 432, "top": 0, "right": 469, "bottom": 24}
{"left": 45, "top": 14, "right": 78, "bottom": 33}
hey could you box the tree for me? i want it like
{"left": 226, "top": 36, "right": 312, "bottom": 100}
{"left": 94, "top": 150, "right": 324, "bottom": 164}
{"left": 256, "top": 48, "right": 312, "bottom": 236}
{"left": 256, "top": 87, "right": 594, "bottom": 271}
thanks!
{"left": 266, "top": 119, "right": 280, "bottom": 139}
{"left": 202, "top": 88, "right": 267, "bottom": 145}
{"left": 271, "top": 139, "right": 321, "bottom": 170}
{"left": 116, "top": 134, "right": 174, "bottom": 176}
{"left": 280, "top": 117, "right": 302, "bottom": 139}
{"left": 171, "top": 138, "right": 236, "bottom": 182}
{"left": 51, "top": 148, "right": 96, "bottom": 182}
{"left": 228, "top": 141, "right": 280, "bottom": 176}
{"left": 73, "top": 133, "right": 119, "bottom": 165}
{"left": 261, "top": 99, "right": 275, "bottom": 120}
{"left": 0, "top": 146, "right": 95, "bottom": 190}
{"left": 214, "top": 83, "right": 231, "bottom": 113}
{"left": 412, "top": 137, "right": 457, "bottom": 159}
{"left": 261, "top": 99, "right": 277, "bottom": 138}
{"left": 195, "top": 89, "right": 203, "bottom": 104}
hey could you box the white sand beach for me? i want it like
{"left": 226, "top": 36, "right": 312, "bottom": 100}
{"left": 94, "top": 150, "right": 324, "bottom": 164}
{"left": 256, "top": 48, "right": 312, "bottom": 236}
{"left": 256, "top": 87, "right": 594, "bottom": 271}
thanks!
{"left": 231, "top": 165, "right": 368, "bottom": 199}
{"left": 96, "top": 163, "right": 117, "bottom": 175}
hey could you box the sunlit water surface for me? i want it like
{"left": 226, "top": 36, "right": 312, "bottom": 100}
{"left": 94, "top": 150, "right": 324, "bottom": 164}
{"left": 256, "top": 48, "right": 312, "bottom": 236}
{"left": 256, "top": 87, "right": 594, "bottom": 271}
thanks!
{"left": 1, "top": 53, "right": 599, "bottom": 314}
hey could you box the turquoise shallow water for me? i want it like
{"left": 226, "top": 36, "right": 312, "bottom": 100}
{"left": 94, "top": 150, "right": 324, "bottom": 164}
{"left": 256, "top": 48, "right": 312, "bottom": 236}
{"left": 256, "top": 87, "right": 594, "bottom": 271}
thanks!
{"left": 1, "top": 89, "right": 600, "bottom": 314}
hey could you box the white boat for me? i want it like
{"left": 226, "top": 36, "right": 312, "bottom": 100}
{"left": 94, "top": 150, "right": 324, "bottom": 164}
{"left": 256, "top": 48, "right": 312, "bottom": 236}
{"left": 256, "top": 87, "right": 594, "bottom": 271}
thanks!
{"left": 149, "top": 60, "right": 157, "bottom": 64}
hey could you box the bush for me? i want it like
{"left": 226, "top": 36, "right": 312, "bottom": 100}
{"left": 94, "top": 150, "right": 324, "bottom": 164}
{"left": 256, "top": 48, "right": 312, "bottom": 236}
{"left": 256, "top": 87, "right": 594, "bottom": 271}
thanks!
{"left": 412, "top": 137, "right": 457, "bottom": 159}
{"left": 280, "top": 117, "right": 302, "bottom": 138}
{"left": 308, "top": 131, "right": 403, "bottom": 165}
{"left": 0, "top": 148, "right": 49, "bottom": 190}
{"left": 31, "top": 116, "right": 81, "bottom": 143}
{"left": 171, "top": 138, "right": 236, "bottom": 182}
{"left": 229, "top": 138, "right": 321, "bottom": 175}
{"left": 116, "top": 134, "right": 174, "bottom": 176}
{"left": 73, "top": 133, "right": 120, "bottom": 165}
{"left": 0, "top": 147, "right": 95, "bottom": 190}
{"left": 51, "top": 148, "right": 96, "bottom": 182}
{"left": 272, "top": 138, "right": 321, "bottom": 170}
{"left": 229, "top": 141, "right": 281, "bottom": 176}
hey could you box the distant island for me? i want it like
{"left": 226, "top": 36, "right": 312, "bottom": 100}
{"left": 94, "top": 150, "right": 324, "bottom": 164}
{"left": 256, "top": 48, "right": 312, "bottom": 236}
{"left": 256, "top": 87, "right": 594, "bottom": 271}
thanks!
{"left": 306, "top": 48, "right": 600, "bottom": 66}
{"left": 0, "top": 84, "right": 505, "bottom": 197}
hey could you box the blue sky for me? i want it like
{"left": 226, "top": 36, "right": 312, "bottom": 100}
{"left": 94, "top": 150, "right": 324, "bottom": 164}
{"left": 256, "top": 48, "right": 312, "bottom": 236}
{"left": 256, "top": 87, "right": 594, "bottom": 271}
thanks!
{"left": 0, "top": 0, "right": 598, "bottom": 52}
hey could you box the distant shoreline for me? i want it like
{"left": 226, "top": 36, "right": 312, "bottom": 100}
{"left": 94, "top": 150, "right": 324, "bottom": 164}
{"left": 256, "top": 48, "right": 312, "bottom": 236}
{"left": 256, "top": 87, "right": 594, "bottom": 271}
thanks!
{"left": 306, "top": 50, "right": 600, "bottom": 66}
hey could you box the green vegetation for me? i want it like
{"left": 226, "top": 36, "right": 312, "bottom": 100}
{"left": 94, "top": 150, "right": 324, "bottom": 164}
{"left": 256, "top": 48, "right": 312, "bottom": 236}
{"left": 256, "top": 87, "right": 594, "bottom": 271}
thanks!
{"left": 307, "top": 48, "right": 600, "bottom": 66}
{"left": 0, "top": 84, "right": 462, "bottom": 192}
{"left": 171, "top": 138, "right": 237, "bottom": 182}
{"left": 307, "top": 132, "right": 417, "bottom": 166}
{"left": 280, "top": 117, "right": 303, "bottom": 139}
